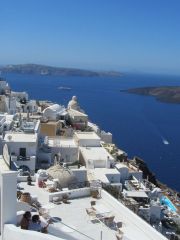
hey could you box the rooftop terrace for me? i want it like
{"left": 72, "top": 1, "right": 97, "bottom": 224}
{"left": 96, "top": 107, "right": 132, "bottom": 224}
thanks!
{"left": 17, "top": 181, "right": 167, "bottom": 240}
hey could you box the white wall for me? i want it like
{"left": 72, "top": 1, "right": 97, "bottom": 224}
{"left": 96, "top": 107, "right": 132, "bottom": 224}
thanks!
{"left": 7, "top": 142, "right": 37, "bottom": 157}
{"left": 71, "top": 169, "right": 87, "bottom": 183}
{"left": 27, "top": 100, "right": 38, "bottom": 113}
{"left": 17, "top": 175, "right": 36, "bottom": 182}
{"left": 11, "top": 91, "right": 28, "bottom": 101}
{"left": 0, "top": 81, "right": 8, "bottom": 92}
{"left": 93, "top": 159, "right": 107, "bottom": 168}
{"left": 106, "top": 173, "right": 121, "bottom": 183}
{"left": 77, "top": 139, "right": 100, "bottom": 147}
{"left": 3, "top": 224, "right": 65, "bottom": 240}
{"left": 0, "top": 171, "right": 17, "bottom": 237}
{"left": 115, "top": 165, "right": 129, "bottom": 184}
{"left": 43, "top": 109, "right": 57, "bottom": 121}
{"left": 49, "top": 187, "right": 90, "bottom": 202}
{"left": 85, "top": 159, "right": 112, "bottom": 169}
{"left": 51, "top": 146, "right": 78, "bottom": 163}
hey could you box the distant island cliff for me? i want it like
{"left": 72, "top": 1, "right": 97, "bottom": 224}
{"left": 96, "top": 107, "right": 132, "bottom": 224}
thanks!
{"left": 123, "top": 86, "right": 180, "bottom": 104}
{"left": 0, "top": 64, "right": 122, "bottom": 77}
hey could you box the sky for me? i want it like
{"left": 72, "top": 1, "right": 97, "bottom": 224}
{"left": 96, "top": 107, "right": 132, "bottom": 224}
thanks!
{"left": 0, "top": 0, "right": 180, "bottom": 74}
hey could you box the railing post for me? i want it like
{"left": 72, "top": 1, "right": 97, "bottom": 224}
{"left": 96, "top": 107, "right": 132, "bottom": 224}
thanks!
{"left": 101, "top": 231, "right": 102, "bottom": 240}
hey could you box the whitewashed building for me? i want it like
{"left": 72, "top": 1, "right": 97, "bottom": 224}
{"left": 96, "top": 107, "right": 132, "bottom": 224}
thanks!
{"left": 74, "top": 131, "right": 101, "bottom": 147}
{"left": 79, "top": 146, "right": 115, "bottom": 169}
{"left": 3, "top": 132, "right": 38, "bottom": 172}
{"left": 0, "top": 156, "right": 168, "bottom": 240}
{"left": 0, "top": 114, "right": 14, "bottom": 134}
{"left": 43, "top": 104, "right": 67, "bottom": 121}
{"left": 48, "top": 137, "right": 78, "bottom": 164}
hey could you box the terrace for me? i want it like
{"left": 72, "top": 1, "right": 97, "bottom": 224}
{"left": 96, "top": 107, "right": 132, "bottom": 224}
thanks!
{"left": 16, "top": 180, "right": 167, "bottom": 240}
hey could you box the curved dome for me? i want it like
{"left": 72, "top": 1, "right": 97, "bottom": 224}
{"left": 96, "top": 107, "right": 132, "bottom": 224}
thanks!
{"left": 72, "top": 96, "right": 77, "bottom": 101}
{"left": 43, "top": 104, "right": 62, "bottom": 113}
{"left": 68, "top": 96, "right": 79, "bottom": 110}
{"left": 47, "top": 165, "right": 77, "bottom": 188}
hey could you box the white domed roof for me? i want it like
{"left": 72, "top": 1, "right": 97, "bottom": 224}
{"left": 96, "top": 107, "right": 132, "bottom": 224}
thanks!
{"left": 72, "top": 96, "right": 77, "bottom": 101}
{"left": 43, "top": 104, "right": 61, "bottom": 113}
{"left": 68, "top": 96, "right": 79, "bottom": 110}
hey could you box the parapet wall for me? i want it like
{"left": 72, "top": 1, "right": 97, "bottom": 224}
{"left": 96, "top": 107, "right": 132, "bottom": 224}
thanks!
{"left": 49, "top": 187, "right": 90, "bottom": 202}
{"left": 3, "top": 224, "right": 66, "bottom": 240}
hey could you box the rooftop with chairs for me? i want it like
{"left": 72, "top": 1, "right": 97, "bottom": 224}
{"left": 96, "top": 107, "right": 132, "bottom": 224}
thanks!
{"left": 16, "top": 180, "right": 167, "bottom": 240}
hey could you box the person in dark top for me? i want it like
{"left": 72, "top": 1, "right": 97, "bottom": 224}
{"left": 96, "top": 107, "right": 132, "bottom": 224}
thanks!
{"left": 20, "top": 211, "right": 31, "bottom": 230}
{"left": 27, "top": 174, "right": 32, "bottom": 185}
{"left": 28, "top": 214, "right": 51, "bottom": 233}
{"left": 28, "top": 215, "right": 42, "bottom": 232}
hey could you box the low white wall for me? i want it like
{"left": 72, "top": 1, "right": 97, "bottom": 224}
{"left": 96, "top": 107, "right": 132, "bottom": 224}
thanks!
{"left": 3, "top": 224, "right": 66, "bottom": 240}
{"left": 49, "top": 187, "right": 90, "bottom": 202}
{"left": 78, "top": 139, "right": 100, "bottom": 147}
{"left": 101, "top": 190, "right": 167, "bottom": 240}
{"left": 17, "top": 202, "right": 32, "bottom": 213}
{"left": 17, "top": 175, "right": 36, "bottom": 182}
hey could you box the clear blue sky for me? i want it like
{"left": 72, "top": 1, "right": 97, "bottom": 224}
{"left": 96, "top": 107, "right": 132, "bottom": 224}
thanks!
{"left": 0, "top": 0, "right": 180, "bottom": 74}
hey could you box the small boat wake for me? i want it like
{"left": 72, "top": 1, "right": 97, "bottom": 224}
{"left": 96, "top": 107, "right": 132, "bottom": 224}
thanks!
{"left": 58, "top": 86, "right": 72, "bottom": 90}
{"left": 162, "top": 138, "right": 169, "bottom": 145}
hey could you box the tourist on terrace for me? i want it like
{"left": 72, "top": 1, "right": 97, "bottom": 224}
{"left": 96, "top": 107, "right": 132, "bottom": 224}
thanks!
{"left": 28, "top": 214, "right": 51, "bottom": 233}
{"left": 20, "top": 211, "right": 31, "bottom": 230}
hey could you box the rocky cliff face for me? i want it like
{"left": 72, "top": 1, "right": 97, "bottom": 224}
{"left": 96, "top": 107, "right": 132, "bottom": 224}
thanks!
{"left": 124, "top": 86, "right": 180, "bottom": 104}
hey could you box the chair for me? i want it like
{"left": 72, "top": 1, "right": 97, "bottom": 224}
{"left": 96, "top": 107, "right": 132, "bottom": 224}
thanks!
{"left": 90, "top": 200, "right": 96, "bottom": 207}
{"left": 115, "top": 230, "right": 124, "bottom": 240}
{"left": 31, "top": 200, "right": 41, "bottom": 210}
{"left": 86, "top": 208, "right": 99, "bottom": 222}
{"left": 86, "top": 208, "right": 95, "bottom": 215}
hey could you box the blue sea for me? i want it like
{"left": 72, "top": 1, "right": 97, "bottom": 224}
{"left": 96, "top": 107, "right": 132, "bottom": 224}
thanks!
{"left": 3, "top": 72, "right": 180, "bottom": 191}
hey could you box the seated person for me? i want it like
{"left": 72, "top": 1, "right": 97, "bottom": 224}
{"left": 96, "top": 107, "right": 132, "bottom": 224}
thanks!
{"left": 28, "top": 215, "right": 41, "bottom": 232}
{"left": 29, "top": 214, "right": 51, "bottom": 233}
{"left": 20, "top": 211, "right": 31, "bottom": 230}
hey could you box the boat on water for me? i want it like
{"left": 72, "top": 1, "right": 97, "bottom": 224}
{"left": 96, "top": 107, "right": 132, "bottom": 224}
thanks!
{"left": 58, "top": 86, "right": 72, "bottom": 90}
{"left": 163, "top": 139, "right": 169, "bottom": 145}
